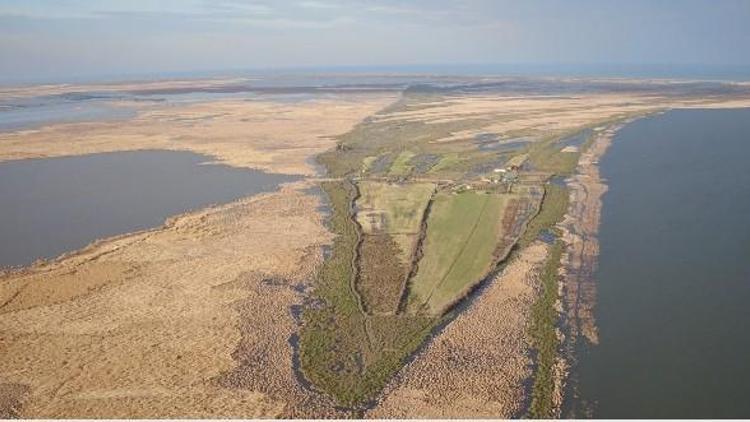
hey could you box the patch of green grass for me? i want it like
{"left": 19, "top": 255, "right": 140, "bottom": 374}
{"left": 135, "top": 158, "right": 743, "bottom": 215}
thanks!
{"left": 427, "top": 153, "right": 458, "bottom": 172}
{"left": 407, "top": 191, "right": 508, "bottom": 314}
{"left": 389, "top": 150, "right": 416, "bottom": 176}
{"left": 431, "top": 148, "right": 510, "bottom": 179}
{"left": 528, "top": 140, "right": 581, "bottom": 175}
{"left": 529, "top": 240, "right": 564, "bottom": 419}
{"left": 517, "top": 173, "right": 571, "bottom": 418}
{"left": 361, "top": 155, "right": 378, "bottom": 173}
{"left": 528, "top": 127, "right": 595, "bottom": 175}
{"left": 519, "top": 183, "right": 569, "bottom": 248}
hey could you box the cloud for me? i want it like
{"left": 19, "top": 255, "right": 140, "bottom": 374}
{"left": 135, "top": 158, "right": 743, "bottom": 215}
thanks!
{"left": 364, "top": 4, "right": 424, "bottom": 15}
{"left": 233, "top": 15, "right": 355, "bottom": 29}
{"left": 199, "top": 0, "right": 274, "bottom": 16}
{"left": 0, "top": 0, "right": 510, "bottom": 31}
{"left": 0, "top": 0, "right": 275, "bottom": 21}
{"left": 0, "top": 0, "right": 361, "bottom": 30}
{"left": 298, "top": 1, "right": 340, "bottom": 9}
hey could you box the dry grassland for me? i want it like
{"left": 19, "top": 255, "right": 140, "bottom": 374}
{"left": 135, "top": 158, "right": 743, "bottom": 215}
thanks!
{"left": 0, "top": 182, "right": 344, "bottom": 417}
{"left": 0, "top": 91, "right": 395, "bottom": 418}
{"left": 372, "top": 93, "right": 750, "bottom": 147}
{"left": 0, "top": 94, "right": 395, "bottom": 175}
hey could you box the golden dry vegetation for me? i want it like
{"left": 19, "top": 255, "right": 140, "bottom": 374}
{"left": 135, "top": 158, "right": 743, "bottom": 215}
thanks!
{"left": 0, "top": 94, "right": 395, "bottom": 175}
{"left": 3, "top": 76, "right": 750, "bottom": 418}
{"left": 0, "top": 89, "right": 395, "bottom": 418}
{"left": 0, "top": 182, "right": 342, "bottom": 417}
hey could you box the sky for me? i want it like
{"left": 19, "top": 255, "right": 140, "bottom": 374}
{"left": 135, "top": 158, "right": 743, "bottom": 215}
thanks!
{"left": 1, "top": 0, "right": 750, "bottom": 83}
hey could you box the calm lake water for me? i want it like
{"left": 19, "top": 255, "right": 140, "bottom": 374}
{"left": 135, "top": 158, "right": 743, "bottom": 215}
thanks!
{"left": 0, "top": 95, "right": 137, "bottom": 132}
{"left": 0, "top": 150, "right": 299, "bottom": 268}
{"left": 571, "top": 109, "right": 750, "bottom": 418}
{"left": 0, "top": 90, "right": 332, "bottom": 132}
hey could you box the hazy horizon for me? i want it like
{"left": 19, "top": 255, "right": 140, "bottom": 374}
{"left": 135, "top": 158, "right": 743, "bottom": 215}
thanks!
{"left": 4, "top": 62, "right": 750, "bottom": 86}
{"left": 2, "top": 0, "right": 750, "bottom": 84}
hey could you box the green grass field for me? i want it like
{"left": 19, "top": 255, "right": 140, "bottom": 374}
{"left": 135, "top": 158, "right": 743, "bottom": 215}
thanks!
{"left": 428, "top": 153, "right": 461, "bottom": 174}
{"left": 389, "top": 150, "right": 416, "bottom": 176}
{"left": 406, "top": 191, "right": 508, "bottom": 314}
{"left": 361, "top": 155, "right": 378, "bottom": 173}
{"left": 519, "top": 183, "right": 569, "bottom": 247}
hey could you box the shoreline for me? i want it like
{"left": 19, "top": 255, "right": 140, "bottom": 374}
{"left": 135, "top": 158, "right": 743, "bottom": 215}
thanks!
{"left": 538, "top": 105, "right": 750, "bottom": 417}
{"left": 557, "top": 107, "right": 750, "bottom": 418}
{"left": 0, "top": 92, "right": 394, "bottom": 418}
{"left": 4, "top": 75, "right": 750, "bottom": 417}
{"left": 0, "top": 176, "right": 308, "bottom": 276}
{"left": 553, "top": 116, "right": 644, "bottom": 417}
{"left": 0, "top": 177, "right": 349, "bottom": 417}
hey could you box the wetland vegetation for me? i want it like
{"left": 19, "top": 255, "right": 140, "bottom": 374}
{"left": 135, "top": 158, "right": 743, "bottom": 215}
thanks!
{"left": 299, "top": 89, "right": 599, "bottom": 410}
{"left": 6, "top": 74, "right": 750, "bottom": 418}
